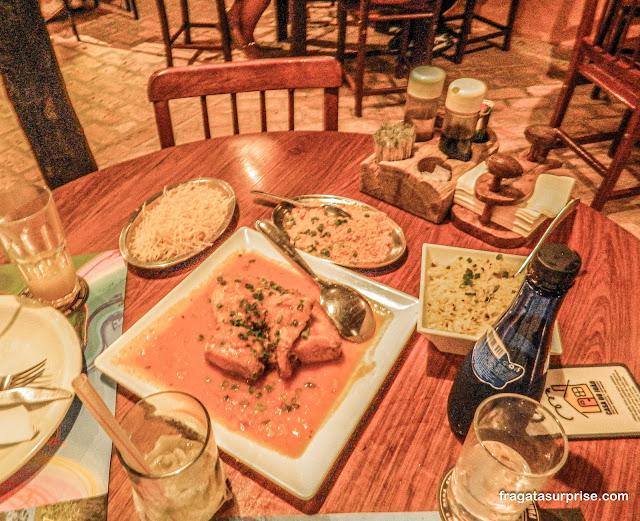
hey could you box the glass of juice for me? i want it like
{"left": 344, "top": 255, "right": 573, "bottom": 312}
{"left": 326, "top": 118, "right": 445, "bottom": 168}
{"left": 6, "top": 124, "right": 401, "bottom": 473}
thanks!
{"left": 117, "top": 391, "right": 232, "bottom": 521}
{"left": 439, "top": 393, "right": 568, "bottom": 521}
{"left": 0, "top": 182, "right": 81, "bottom": 309}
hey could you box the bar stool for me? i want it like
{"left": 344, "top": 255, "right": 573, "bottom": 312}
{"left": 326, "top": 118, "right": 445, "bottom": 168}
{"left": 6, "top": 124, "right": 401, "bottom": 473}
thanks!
{"left": 124, "top": 0, "right": 139, "bottom": 19}
{"left": 93, "top": 0, "right": 139, "bottom": 19}
{"left": 336, "top": 0, "right": 443, "bottom": 117}
{"left": 443, "top": 0, "right": 520, "bottom": 64}
{"left": 154, "top": 0, "right": 232, "bottom": 67}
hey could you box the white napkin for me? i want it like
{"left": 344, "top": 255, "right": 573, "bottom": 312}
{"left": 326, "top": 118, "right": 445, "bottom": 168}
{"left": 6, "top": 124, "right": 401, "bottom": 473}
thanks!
{"left": 454, "top": 162, "right": 575, "bottom": 237}
{"left": 0, "top": 405, "right": 36, "bottom": 445}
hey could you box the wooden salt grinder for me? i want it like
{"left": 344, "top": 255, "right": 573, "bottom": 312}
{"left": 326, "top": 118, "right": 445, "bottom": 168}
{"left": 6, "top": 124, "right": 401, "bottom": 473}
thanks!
{"left": 475, "top": 154, "right": 525, "bottom": 225}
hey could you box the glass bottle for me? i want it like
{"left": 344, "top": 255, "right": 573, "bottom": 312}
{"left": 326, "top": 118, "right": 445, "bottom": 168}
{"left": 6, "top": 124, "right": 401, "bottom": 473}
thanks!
{"left": 438, "top": 78, "right": 487, "bottom": 161}
{"left": 447, "top": 243, "right": 582, "bottom": 439}
{"left": 403, "top": 66, "right": 445, "bottom": 142}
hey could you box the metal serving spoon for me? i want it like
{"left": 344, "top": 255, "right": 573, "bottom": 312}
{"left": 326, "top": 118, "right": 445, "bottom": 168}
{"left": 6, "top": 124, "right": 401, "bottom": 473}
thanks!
{"left": 515, "top": 198, "right": 580, "bottom": 276}
{"left": 251, "top": 190, "right": 352, "bottom": 219}
{"left": 255, "top": 219, "right": 375, "bottom": 343}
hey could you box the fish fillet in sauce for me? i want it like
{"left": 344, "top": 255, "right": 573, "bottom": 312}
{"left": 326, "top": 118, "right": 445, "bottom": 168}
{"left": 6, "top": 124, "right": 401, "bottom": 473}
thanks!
{"left": 205, "top": 275, "right": 341, "bottom": 381}
{"left": 115, "top": 252, "right": 386, "bottom": 457}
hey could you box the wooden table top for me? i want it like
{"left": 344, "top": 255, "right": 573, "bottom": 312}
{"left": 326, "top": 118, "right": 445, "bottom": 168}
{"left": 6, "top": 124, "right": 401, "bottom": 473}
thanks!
{"left": 53, "top": 131, "right": 640, "bottom": 519}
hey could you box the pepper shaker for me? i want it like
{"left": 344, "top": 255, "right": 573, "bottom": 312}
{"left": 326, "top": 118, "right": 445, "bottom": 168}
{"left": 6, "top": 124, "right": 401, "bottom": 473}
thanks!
{"left": 439, "top": 78, "right": 487, "bottom": 161}
{"left": 403, "top": 66, "right": 446, "bottom": 142}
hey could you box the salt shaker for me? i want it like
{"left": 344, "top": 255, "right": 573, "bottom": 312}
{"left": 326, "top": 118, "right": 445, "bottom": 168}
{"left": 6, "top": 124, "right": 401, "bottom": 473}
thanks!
{"left": 403, "top": 66, "right": 446, "bottom": 142}
{"left": 438, "top": 78, "right": 487, "bottom": 161}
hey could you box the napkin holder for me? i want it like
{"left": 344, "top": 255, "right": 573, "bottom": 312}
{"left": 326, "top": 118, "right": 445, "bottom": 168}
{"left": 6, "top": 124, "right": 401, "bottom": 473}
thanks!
{"left": 450, "top": 125, "right": 569, "bottom": 248}
{"left": 360, "top": 128, "right": 499, "bottom": 223}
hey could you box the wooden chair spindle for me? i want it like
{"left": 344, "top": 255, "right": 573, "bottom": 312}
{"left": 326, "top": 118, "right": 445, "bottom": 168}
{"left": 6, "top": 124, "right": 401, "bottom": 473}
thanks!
{"left": 288, "top": 89, "right": 295, "bottom": 131}
{"left": 231, "top": 93, "right": 240, "bottom": 135}
{"left": 200, "top": 96, "right": 211, "bottom": 140}
{"left": 260, "top": 91, "right": 267, "bottom": 132}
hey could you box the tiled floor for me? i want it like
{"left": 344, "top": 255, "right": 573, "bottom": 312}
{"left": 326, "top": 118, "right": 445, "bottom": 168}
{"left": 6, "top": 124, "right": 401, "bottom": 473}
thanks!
{"left": 1, "top": 0, "right": 639, "bottom": 238}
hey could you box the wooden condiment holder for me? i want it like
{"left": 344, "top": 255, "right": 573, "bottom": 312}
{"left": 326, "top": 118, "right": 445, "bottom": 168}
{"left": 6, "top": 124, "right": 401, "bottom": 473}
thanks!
{"left": 360, "top": 128, "right": 498, "bottom": 223}
{"left": 450, "top": 125, "right": 566, "bottom": 248}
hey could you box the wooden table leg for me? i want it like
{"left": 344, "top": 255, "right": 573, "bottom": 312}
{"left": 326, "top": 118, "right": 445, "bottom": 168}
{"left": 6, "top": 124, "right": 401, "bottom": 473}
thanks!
{"left": 454, "top": 0, "right": 476, "bottom": 64}
{"left": 275, "top": 0, "right": 288, "bottom": 41}
{"left": 290, "top": 0, "right": 307, "bottom": 55}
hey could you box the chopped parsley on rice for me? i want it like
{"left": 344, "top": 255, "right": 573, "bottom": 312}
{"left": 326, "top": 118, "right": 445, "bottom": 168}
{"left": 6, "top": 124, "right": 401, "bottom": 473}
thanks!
{"left": 426, "top": 254, "right": 524, "bottom": 336}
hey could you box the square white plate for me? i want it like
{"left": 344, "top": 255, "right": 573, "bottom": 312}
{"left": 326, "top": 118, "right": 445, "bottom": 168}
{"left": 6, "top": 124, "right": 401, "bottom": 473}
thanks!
{"left": 95, "top": 227, "right": 418, "bottom": 500}
{"left": 418, "top": 244, "right": 563, "bottom": 356}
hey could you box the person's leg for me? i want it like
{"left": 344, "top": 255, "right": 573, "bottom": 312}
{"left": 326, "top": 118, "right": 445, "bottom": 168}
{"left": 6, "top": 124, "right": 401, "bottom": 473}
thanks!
{"left": 389, "top": 0, "right": 458, "bottom": 54}
{"left": 433, "top": 0, "right": 457, "bottom": 51}
{"left": 227, "top": 0, "right": 270, "bottom": 57}
{"left": 239, "top": 0, "right": 271, "bottom": 43}
{"left": 227, "top": 0, "right": 245, "bottom": 44}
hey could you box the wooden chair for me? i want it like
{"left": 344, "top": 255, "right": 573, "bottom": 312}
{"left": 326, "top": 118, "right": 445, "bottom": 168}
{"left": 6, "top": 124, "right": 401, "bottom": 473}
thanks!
{"left": 147, "top": 56, "right": 343, "bottom": 148}
{"left": 154, "top": 0, "right": 232, "bottom": 67}
{"left": 591, "top": 0, "right": 640, "bottom": 99}
{"left": 336, "top": 0, "right": 443, "bottom": 117}
{"left": 93, "top": 0, "right": 139, "bottom": 19}
{"left": 547, "top": 0, "right": 640, "bottom": 211}
{"left": 442, "top": 0, "right": 520, "bottom": 64}
{"left": 43, "top": 0, "right": 80, "bottom": 41}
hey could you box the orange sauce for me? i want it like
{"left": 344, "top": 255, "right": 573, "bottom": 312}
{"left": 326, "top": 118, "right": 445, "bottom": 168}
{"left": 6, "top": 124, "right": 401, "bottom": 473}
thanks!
{"left": 117, "top": 251, "right": 387, "bottom": 458}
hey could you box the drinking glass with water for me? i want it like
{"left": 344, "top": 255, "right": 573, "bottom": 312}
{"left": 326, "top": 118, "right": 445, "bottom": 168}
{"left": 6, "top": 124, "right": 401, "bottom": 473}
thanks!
{"left": 439, "top": 393, "right": 568, "bottom": 521}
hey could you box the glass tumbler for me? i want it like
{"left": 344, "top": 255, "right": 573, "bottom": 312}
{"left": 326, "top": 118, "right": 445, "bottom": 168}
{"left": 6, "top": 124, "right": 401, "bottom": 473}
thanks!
{"left": 117, "top": 391, "right": 232, "bottom": 521}
{"left": 440, "top": 393, "right": 568, "bottom": 521}
{"left": 0, "top": 182, "right": 80, "bottom": 308}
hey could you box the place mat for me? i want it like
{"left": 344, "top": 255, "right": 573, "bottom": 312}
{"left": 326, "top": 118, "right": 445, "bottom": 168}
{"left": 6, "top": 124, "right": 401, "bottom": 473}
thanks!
{"left": 544, "top": 364, "right": 640, "bottom": 439}
{"left": 0, "top": 250, "right": 127, "bottom": 518}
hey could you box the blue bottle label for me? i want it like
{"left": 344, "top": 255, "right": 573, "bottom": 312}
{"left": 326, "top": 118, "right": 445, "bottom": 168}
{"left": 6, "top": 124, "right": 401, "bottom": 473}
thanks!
{"left": 472, "top": 328, "right": 525, "bottom": 390}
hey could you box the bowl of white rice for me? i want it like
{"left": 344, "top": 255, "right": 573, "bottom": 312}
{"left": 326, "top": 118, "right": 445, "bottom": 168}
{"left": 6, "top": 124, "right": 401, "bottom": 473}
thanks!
{"left": 418, "top": 244, "right": 563, "bottom": 355}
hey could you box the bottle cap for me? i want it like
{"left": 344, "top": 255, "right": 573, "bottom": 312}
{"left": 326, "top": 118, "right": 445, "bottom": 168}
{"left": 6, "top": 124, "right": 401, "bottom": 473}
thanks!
{"left": 529, "top": 243, "right": 581, "bottom": 292}
{"left": 444, "top": 78, "right": 487, "bottom": 114}
{"left": 407, "top": 66, "right": 446, "bottom": 100}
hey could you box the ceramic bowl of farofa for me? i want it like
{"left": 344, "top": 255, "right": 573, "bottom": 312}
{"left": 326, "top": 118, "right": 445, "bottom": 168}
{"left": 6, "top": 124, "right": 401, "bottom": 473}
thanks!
{"left": 418, "top": 244, "right": 563, "bottom": 356}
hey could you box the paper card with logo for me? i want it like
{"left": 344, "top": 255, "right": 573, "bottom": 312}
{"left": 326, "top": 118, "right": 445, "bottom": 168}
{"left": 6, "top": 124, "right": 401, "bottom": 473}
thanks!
{"left": 543, "top": 364, "right": 640, "bottom": 439}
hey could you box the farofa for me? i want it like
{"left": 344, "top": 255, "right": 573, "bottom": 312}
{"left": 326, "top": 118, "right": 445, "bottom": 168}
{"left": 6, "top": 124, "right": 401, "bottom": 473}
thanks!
{"left": 283, "top": 205, "right": 393, "bottom": 264}
{"left": 426, "top": 254, "right": 523, "bottom": 336}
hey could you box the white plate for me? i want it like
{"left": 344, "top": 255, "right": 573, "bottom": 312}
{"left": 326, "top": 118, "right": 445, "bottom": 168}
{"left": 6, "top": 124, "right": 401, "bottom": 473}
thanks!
{"left": 0, "top": 295, "right": 81, "bottom": 484}
{"left": 418, "top": 244, "right": 563, "bottom": 356}
{"left": 96, "top": 227, "right": 418, "bottom": 499}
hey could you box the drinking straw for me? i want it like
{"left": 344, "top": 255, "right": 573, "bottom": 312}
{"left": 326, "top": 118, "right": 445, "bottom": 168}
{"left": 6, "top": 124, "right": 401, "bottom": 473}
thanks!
{"left": 72, "top": 374, "right": 152, "bottom": 474}
{"left": 72, "top": 374, "right": 180, "bottom": 521}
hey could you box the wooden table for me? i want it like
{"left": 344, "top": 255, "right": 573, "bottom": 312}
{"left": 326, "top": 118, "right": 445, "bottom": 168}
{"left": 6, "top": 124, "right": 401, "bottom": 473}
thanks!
{"left": 53, "top": 131, "right": 640, "bottom": 519}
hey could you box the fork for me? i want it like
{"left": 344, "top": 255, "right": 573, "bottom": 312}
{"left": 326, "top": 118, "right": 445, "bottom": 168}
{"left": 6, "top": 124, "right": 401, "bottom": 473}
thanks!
{"left": 0, "top": 359, "right": 47, "bottom": 391}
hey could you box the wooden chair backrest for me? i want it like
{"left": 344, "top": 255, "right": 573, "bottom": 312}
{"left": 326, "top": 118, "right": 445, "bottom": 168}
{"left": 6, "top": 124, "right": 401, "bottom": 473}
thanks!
{"left": 580, "top": 0, "right": 640, "bottom": 98}
{"left": 550, "top": 0, "right": 640, "bottom": 210}
{"left": 147, "top": 56, "right": 343, "bottom": 148}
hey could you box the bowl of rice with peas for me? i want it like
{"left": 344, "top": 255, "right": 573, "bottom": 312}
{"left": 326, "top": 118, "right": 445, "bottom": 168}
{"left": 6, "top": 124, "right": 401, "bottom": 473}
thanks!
{"left": 418, "top": 244, "right": 564, "bottom": 355}
{"left": 119, "top": 178, "right": 236, "bottom": 269}
{"left": 273, "top": 195, "right": 406, "bottom": 269}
